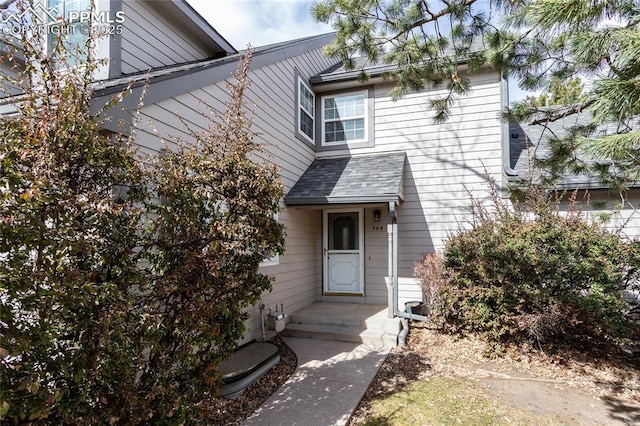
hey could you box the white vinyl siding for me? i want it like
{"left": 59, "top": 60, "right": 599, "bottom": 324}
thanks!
{"left": 322, "top": 92, "right": 367, "bottom": 145}
{"left": 298, "top": 77, "right": 314, "bottom": 142}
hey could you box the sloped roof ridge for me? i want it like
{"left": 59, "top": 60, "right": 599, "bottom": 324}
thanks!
{"left": 238, "top": 32, "right": 336, "bottom": 54}
{"left": 93, "top": 32, "right": 336, "bottom": 94}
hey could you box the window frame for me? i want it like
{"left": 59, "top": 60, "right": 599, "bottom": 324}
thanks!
{"left": 293, "top": 69, "right": 316, "bottom": 148}
{"left": 259, "top": 213, "right": 280, "bottom": 267}
{"left": 297, "top": 76, "right": 315, "bottom": 143}
{"left": 317, "top": 87, "right": 375, "bottom": 151}
{"left": 321, "top": 91, "right": 368, "bottom": 146}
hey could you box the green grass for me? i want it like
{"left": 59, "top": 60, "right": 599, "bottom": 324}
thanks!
{"left": 356, "top": 377, "right": 569, "bottom": 426}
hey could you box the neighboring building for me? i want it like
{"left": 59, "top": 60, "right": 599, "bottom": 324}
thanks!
{"left": 508, "top": 115, "right": 640, "bottom": 238}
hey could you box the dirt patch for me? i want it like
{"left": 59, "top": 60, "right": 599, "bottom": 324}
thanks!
{"left": 350, "top": 321, "right": 640, "bottom": 425}
{"left": 481, "top": 377, "right": 639, "bottom": 425}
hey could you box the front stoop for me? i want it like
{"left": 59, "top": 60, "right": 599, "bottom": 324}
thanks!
{"left": 280, "top": 302, "right": 400, "bottom": 348}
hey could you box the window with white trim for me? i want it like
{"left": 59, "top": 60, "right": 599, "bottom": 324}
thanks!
{"left": 322, "top": 92, "right": 367, "bottom": 145}
{"left": 259, "top": 213, "right": 279, "bottom": 267}
{"left": 297, "top": 77, "right": 315, "bottom": 143}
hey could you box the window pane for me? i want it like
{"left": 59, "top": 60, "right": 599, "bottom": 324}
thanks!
{"left": 299, "top": 81, "right": 314, "bottom": 115}
{"left": 326, "top": 94, "right": 364, "bottom": 119}
{"left": 324, "top": 98, "right": 337, "bottom": 119}
{"left": 300, "top": 111, "right": 313, "bottom": 139}
{"left": 47, "top": 21, "right": 88, "bottom": 66}
{"left": 48, "top": 0, "right": 90, "bottom": 20}
{"left": 324, "top": 119, "right": 364, "bottom": 143}
{"left": 325, "top": 121, "right": 346, "bottom": 143}
{"left": 328, "top": 213, "right": 358, "bottom": 250}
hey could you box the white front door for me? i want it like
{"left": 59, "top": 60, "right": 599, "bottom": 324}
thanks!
{"left": 323, "top": 209, "right": 364, "bottom": 295}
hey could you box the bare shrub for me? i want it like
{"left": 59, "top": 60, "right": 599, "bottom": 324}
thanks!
{"left": 414, "top": 252, "right": 449, "bottom": 314}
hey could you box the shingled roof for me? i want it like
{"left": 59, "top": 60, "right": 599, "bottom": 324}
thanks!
{"left": 509, "top": 110, "right": 628, "bottom": 189}
{"left": 284, "top": 153, "right": 406, "bottom": 205}
{"left": 310, "top": 38, "right": 486, "bottom": 85}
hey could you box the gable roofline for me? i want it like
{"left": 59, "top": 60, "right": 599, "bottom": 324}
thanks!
{"left": 311, "top": 37, "right": 487, "bottom": 86}
{"left": 93, "top": 32, "right": 336, "bottom": 132}
{"left": 167, "top": 0, "right": 237, "bottom": 55}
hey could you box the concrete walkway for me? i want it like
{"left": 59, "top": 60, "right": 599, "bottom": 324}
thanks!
{"left": 242, "top": 337, "right": 390, "bottom": 426}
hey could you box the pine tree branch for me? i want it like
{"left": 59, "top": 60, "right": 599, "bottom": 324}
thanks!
{"left": 530, "top": 99, "right": 596, "bottom": 126}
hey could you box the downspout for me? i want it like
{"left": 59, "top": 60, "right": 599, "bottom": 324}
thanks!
{"left": 501, "top": 72, "right": 519, "bottom": 178}
{"left": 389, "top": 201, "right": 428, "bottom": 324}
{"left": 392, "top": 201, "right": 410, "bottom": 347}
{"left": 387, "top": 209, "right": 394, "bottom": 319}
{"left": 391, "top": 201, "right": 399, "bottom": 317}
{"left": 388, "top": 201, "right": 428, "bottom": 348}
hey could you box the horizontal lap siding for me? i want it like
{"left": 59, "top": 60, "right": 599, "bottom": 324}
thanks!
{"left": 377, "top": 74, "right": 503, "bottom": 276}
{"left": 120, "top": 1, "right": 213, "bottom": 74}
{"left": 133, "top": 48, "right": 335, "bottom": 343}
{"left": 320, "top": 74, "right": 504, "bottom": 281}
{"left": 375, "top": 75, "right": 502, "bottom": 277}
{"left": 364, "top": 207, "right": 390, "bottom": 304}
{"left": 558, "top": 192, "right": 640, "bottom": 240}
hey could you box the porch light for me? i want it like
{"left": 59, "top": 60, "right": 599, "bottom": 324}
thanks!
{"left": 373, "top": 209, "right": 381, "bottom": 222}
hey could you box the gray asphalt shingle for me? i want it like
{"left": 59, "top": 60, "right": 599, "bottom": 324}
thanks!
{"left": 284, "top": 153, "right": 406, "bottom": 205}
{"left": 509, "top": 111, "right": 630, "bottom": 189}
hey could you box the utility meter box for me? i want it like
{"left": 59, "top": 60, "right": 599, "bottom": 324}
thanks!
{"left": 267, "top": 312, "right": 287, "bottom": 333}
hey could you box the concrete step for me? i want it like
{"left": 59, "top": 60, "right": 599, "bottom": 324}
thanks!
{"left": 281, "top": 303, "right": 401, "bottom": 348}
{"left": 281, "top": 323, "right": 398, "bottom": 348}
{"left": 287, "top": 303, "right": 400, "bottom": 331}
{"left": 288, "top": 312, "right": 399, "bottom": 331}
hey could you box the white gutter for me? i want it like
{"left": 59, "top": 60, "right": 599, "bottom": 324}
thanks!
{"left": 501, "top": 73, "right": 519, "bottom": 177}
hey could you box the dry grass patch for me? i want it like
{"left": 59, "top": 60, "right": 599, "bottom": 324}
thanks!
{"left": 355, "top": 377, "right": 567, "bottom": 426}
{"left": 406, "top": 322, "right": 640, "bottom": 402}
{"left": 350, "top": 321, "right": 640, "bottom": 425}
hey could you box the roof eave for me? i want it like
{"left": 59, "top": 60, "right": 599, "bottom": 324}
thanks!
{"left": 505, "top": 173, "right": 640, "bottom": 191}
{"left": 311, "top": 59, "right": 473, "bottom": 85}
{"left": 309, "top": 64, "right": 396, "bottom": 85}
{"left": 284, "top": 194, "right": 401, "bottom": 206}
{"left": 169, "top": 0, "right": 237, "bottom": 55}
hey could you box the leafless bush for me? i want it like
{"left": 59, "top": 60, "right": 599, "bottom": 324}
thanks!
{"left": 414, "top": 252, "right": 449, "bottom": 312}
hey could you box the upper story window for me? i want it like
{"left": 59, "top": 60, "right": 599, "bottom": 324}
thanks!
{"left": 322, "top": 92, "right": 367, "bottom": 145}
{"left": 47, "top": 0, "right": 90, "bottom": 66}
{"left": 297, "top": 76, "right": 315, "bottom": 143}
{"left": 294, "top": 68, "right": 374, "bottom": 151}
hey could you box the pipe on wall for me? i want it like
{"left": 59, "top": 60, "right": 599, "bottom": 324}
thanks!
{"left": 389, "top": 201, "right": 429, "bottom": 323}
